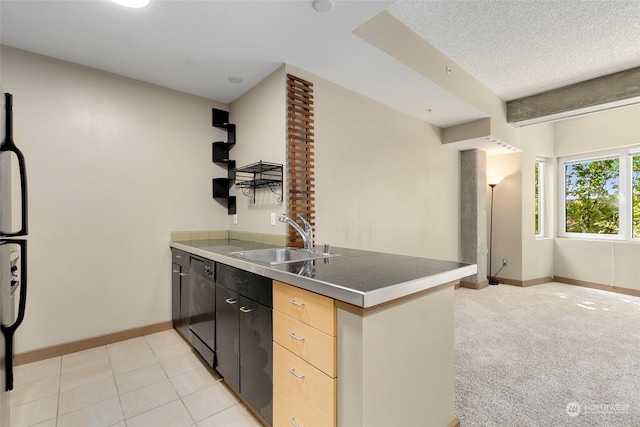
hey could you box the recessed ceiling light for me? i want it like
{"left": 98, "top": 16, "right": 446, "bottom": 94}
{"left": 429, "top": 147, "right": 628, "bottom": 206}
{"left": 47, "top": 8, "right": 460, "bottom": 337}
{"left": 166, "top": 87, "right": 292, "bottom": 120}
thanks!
{"left": 312, "top": 0, "right": 334, "bottom": 13}
{"left": 228, "top": 76, "right": 243, "bottom": 84}
{"left": 110, "top": 0, "right": 150, "bottom": 8}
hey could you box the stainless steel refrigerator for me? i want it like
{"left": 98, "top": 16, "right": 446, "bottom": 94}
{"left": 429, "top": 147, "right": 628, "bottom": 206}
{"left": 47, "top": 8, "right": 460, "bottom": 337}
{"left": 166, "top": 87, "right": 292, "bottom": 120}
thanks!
{"left": 0, "top": 90, "right": 29, "bottom": 426}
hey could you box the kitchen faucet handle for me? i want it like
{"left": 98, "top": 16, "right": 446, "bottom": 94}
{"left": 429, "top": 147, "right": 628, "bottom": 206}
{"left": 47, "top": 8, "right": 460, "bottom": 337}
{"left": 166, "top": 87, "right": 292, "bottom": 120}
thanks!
{"left": 297, "top": 215, "right": 312, "bottom": 231}
{"left": 297, "top": 215, "right": 313, "bottom": 250}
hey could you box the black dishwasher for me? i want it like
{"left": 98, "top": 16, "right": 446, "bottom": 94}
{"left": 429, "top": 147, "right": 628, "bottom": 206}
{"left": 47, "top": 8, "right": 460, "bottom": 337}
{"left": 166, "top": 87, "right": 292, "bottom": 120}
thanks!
{"left": 189, "top": 256, "right": 216, "bottom": 367}
{"left": 216, "top": 263, "right": 273, "bottom": 426}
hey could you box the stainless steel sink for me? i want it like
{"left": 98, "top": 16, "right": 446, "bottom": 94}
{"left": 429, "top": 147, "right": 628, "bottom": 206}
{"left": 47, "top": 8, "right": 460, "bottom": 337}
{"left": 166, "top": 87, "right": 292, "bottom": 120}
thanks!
{"left": 229, "top": 247, "right": 340, "bottom": 265}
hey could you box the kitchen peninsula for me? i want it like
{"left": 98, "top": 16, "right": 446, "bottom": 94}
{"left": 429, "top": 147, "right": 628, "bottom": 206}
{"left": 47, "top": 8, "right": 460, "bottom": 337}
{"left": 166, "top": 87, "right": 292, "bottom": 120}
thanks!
{"left": 170, "top": 238, "right": 477, "bottom": 427}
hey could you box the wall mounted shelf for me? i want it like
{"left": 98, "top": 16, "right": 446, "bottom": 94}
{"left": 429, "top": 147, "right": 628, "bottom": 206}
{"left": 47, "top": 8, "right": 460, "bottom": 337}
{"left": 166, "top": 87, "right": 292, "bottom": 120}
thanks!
{"left": 212, "top": 142, "right": 235, "bottom": 165}
{"left": 212, "top": 108, "right": 236, "bottom": 215}
{"left": 212, "top": 178, "right": 236, "bottom": 214}
{"left": 235, "top": 161, "right": 283, "bottom": 204}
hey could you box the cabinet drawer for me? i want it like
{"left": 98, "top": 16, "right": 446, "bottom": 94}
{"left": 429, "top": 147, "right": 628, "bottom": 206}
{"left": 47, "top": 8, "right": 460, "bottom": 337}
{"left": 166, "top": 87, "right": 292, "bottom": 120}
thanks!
{"left": 273, "top": 392, "right": 324, "bottom": 427}
{"left": 273, "top": 343, "right": 336, "bottom": 427}
{"left": 171, "top": 248, "right": 190, "bottom": 268}
{"left": 273, "top": 281, "right": 336, "bottom": 336}
{"left": 273, "top": 310, "right": 336, "bottom": 378}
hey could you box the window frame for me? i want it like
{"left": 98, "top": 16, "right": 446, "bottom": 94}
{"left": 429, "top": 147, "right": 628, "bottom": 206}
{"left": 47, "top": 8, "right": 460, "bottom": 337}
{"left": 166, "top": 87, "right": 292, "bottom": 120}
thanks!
{"left": 535, "top": 158, "right": 546, "bottom": 238}
{"left": 558, "top": 147, "right": 639, "bottom": 241}
{"left": 630, "top": 149, "right": 640, "bottom": 240}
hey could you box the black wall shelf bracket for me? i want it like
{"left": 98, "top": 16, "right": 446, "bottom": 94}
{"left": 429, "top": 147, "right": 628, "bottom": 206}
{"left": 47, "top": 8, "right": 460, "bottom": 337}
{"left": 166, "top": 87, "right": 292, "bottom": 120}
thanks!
{"left": 235, "top": 161, "right": 283, "bottom": 204}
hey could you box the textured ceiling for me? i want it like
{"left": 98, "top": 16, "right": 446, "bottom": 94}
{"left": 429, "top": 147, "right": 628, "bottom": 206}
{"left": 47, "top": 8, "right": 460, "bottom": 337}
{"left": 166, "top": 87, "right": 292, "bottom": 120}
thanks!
{"left": 389, "top": 0, "right": 640, "bottom": 101}
{"left": 0, "top": 0, "right": 487, "bottom": 128}
{"left": 2, "top": 0, "right": 639, "bottom": 132}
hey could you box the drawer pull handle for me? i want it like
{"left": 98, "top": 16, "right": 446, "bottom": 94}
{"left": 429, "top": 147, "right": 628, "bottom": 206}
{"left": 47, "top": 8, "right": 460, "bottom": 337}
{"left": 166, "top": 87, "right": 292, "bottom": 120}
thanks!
{"left": 240, "top": 306, "right": 253, "bottom": 313}
{"left": 289, "top": 368, "right": 305, "bottom": 379}
{"left": 289, "top": 332, "right": 305, "bottom": 341}
{"left": 179, "top": 273, "right": 188, "bottom": 277}
{"left": 175, "top": 255, "right": 183, "bottom": 259}
{"left": 172, "top": 269, "right": 179, "bottom": 273}
{"left": 289, "top": 299, "right": 305, "bottom": 307}
{"left": 225, "top": 298, "right": 238, "bottom": 304}
{"left": 289, "top": 416, "right": 305, "bottom": 427}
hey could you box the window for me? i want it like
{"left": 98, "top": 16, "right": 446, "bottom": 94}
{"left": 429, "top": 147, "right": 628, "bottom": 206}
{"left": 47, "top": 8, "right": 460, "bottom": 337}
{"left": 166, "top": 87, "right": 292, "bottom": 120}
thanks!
{"left": 559, "top": 148, "right": 640, "bottom": 240}
{"left": 535, "top": 158, "right": 546, "bottom": 237}
{"left": 565, "top": 156, "right": 619, "bottom": 235}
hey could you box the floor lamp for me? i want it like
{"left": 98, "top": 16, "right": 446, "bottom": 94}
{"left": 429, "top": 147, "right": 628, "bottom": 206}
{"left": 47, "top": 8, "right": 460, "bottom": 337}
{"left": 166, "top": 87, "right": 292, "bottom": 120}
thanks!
{"left": 488, "top": 176, "right": 503, "bottom": 285}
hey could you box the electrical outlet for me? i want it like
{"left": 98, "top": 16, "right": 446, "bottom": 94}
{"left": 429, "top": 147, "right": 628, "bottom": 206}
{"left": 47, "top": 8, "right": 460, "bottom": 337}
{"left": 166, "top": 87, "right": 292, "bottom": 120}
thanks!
{"left": 270, "top": 212, "right": 276, "bottom": 226}
{"left": 502, "top": 259, "right": 508, "bottom": 266}
{"left": 233, "top": 214, "right": 238, "bottom": 225}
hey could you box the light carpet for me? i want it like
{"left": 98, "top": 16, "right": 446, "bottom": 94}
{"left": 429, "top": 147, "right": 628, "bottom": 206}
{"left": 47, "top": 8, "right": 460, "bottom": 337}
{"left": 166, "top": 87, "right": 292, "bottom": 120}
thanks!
{"left": 454, "top": 282, "right": 640, "bottom": 426}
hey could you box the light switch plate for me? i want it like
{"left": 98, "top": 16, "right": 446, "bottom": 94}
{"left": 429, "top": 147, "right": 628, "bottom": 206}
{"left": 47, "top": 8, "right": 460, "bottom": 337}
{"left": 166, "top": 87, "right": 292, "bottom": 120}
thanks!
{"left": 270, "top": 212, "right": 276, "bottom": 226}
{"left": 233, "top": 214, "right": 238, "bottom": 225}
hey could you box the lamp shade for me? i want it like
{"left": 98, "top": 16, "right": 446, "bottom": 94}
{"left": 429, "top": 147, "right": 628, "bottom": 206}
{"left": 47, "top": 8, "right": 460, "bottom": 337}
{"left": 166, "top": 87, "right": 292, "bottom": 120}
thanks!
{"left": 487, "top": 176, "right": 504, "bottom": 187}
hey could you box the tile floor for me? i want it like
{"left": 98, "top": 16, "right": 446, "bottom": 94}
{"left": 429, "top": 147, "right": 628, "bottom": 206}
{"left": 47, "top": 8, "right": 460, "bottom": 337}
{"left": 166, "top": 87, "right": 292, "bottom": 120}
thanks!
{"left": 10, "top": 329, "right": 264, "bottom": 427}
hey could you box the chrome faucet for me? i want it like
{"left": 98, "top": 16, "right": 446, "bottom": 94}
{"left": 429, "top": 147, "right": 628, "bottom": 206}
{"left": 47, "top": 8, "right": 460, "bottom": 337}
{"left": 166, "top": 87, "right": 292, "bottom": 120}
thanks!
{"left": 279, "top": 213, "right": 313, "bottom": 251}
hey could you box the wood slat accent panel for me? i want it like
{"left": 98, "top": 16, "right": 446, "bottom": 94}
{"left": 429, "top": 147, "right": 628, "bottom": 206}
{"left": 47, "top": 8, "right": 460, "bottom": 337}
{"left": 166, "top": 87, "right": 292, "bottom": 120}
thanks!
{"left": 289, "top": 99, "right": 315, "bottom": 111}
{"left": 289, "top": 139, "right": 314, "bottom": 146}
{"left": 288, "top": 91, "right": 315, "bottom": 103}
{"left": 287, "top": 115, "right": 315, "bottom": 124}
{"left": 287, "top": 74, "right": 315, "bottom": 248}
{"left": 287, "top": 121, "right": 314, "bottom": 130}
{"left": 290, "top": 147, "right": 315, "bottom": 156}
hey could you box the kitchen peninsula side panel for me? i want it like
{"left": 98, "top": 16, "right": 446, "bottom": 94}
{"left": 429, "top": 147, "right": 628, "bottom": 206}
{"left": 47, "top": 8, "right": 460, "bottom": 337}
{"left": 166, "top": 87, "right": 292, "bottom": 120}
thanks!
{"left": 337, "top": 283, "right": 457, "bottom": 427}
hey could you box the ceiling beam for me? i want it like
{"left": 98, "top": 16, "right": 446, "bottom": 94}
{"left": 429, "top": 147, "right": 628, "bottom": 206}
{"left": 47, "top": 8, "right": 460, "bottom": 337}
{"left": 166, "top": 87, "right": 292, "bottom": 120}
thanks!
{"left": 354, "top": 11, "right": 519, "bottom": 146}
{"left": 507, "top": 67, "right": 640, "bottom": 126}
{"left": 441, "top": 118, "right": 491, "bottom": 145}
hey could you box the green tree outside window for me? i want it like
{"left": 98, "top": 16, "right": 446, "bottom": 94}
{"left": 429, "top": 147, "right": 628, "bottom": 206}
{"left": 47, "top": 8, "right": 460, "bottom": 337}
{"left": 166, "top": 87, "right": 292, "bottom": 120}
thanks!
{"left": 565, "top": 158, "right": 619, "bottom": 234}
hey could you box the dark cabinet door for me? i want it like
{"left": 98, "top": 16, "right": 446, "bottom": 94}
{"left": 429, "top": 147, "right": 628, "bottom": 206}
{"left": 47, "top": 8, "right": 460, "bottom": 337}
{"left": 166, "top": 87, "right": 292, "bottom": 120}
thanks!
{"left": 171, "top": 249, "right": 191, "bottom": 340}
{"left": 239, "top": 296, "right": 273, "bottom": 426}
{"left": 171, "top": 261, "right": 190, "bottom": 340}
{"left": 171, "top": 263, "right": 180, "bottom": 328}
{"left": 178, "top": 266, "right": 190, "bottom": 339}
{"left": 215, "top": 284, "right": 240, "bottom": 392}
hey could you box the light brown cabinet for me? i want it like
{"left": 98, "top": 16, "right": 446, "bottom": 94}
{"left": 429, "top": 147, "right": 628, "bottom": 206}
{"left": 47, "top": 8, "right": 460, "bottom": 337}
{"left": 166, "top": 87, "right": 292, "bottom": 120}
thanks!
{"left": 273, "top": 310, "right": 336, "bottom": 377}
{"left": 272, "top": 280, "right": 337, "bottom": 427}
{"left": 273, "top": 280, "right": 336, "bottom": 335}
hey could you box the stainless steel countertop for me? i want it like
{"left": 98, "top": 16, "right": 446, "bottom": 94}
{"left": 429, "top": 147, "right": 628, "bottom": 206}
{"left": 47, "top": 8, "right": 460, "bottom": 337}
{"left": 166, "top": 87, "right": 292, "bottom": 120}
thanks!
{"left": 170, "top": 239, "right": 477, "bottom": 308}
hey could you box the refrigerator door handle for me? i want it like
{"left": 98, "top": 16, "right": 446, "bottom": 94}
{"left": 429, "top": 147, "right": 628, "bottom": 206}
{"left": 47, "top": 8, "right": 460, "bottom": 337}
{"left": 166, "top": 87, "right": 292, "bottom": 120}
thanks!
{"left": 0, "top": 93, "right": 28, "bottom": 237}
{"left": 0, "top": 239, "right": 27, "bottom": 391}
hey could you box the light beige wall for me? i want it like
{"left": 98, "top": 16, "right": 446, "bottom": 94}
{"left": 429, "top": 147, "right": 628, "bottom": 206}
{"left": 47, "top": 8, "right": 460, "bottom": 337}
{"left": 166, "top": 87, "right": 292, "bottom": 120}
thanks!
{"left": 555, "top": 239, "right": 640, "bottom": 289}
{"left": 554, "top": 105, "right": 640, "bottom": 157}
{"left": 232, "top": 62, "right": 463, "bottom": 259}
{"left": 486, "top": 123, "right": 556, "bottom": 283}
{"left": 1, "top": 46, "right": 228, "bottom": 352}
{"left": 287, "top": 65, "right": 461, "bottom": 261}
{"left": 487, "top": 152, "right": 523, "bottom": 280}
{"left": 229, "top": 66, "right": 287, "bottom": 235}
{"left": 554, "top": 105, "right": 640, "bottom": 291}
{"left": 338, "top": 285, "right": 455, "bottom": 427}
{"left": 520, "top": 123, "right": 555, "bottom": 281}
